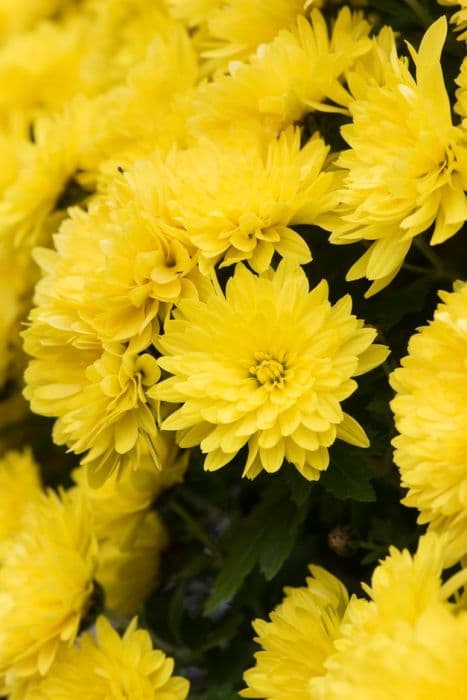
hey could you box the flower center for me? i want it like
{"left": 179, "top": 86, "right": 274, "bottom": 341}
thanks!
{"left": 250, "top": 352, "right": 286, "bottom": 388}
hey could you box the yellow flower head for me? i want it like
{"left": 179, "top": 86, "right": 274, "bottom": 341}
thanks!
{"left": 151, "top": 127, "right": 337, "bottom": 273}
{"left": 22, "top": 156, "right": 209, "bottom": 484}
{"left": 166, "top": 0, "right": 221, "bottom": 26}
{"left": 191, "top": 8, "right": 371, "bottom": 135}
{"left": 199, "top": 0, "right": 308, "bottom": 74}
{"left": 0, "top": 489, "right": 98, "bottom": 691}
{"left": 439, "top": 0, "right": 467, "bottom": 41}
{"left": 325, "top": 17, "right": 467, "bottom": 296}
{"left": 109, "top": 23, "right": 199, "bottom": 158}
{"left": 44, "top": 171, "right": 199, "bottom": 342}
{"left": 23, "top": 320, "right": 161, "bottom": 486}
{"left": 96, "top": 511, "right": 168, "bottom": 617}
{"left": 0, "top": 4, "right": 194, "bottom": 288}
{"left": 242, "top": 566, "right": 349, "bottom": 699}
{"left": 0, "top": 0, "right": 74, "bottom": 42}
{"left": 21, "top": 615, "right": 189, "bottom": 700}
{"left": 312, "top": 534, "right": 467, "bottom": 699}
{"left": 0, "top": 448, "right": 42, "bottom": 558}
{"left": 152, "top": 262, "right": 388, "bottom": 479}
{"left": 390, "top": 282, "right": 467, "bottom": 565}
{"left": 0, "top": 20, "right": 77, "bottom": 124}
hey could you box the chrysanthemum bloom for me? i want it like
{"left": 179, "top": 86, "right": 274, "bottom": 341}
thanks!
{"left": 311, "top": 535, "right": 467, "bottom": 699}
{"left": 0, "top": 448, "right": 42, "bottom": 558}
{"left": 0, "top": 7, "right": 194, "bottom": 288}
{"left": 152, "top": 262, "right": 388, "bottom": 479}
{"left": 16, "top": 616, "right": 189, "bottom": 700}
{"left": 22, "top": 168, "right": 204, "bottom": 484}
{"left": 149, "top": 127, "right": 338, "bottom": 273}
{"left": 0, "top": 0, "right": 75, "bottom": 42}
{"left": 0, "top": 15, "right": 92, "bottom": 126}
{"left": 191, "top": 8, "right": 371, "bottom": 135}
{"left": 24, "top": 320, "right": 161, "bottom": 485}
{"left": 390, "top": 282, "right": 467, "bottom": 565}
{"left": 166, "top": 0, "right": 221, "bottom": 27}
{"left": 323, "top": 17, "right": 467, "bottom": 296}
{"left": 439, "top": 0, "right": 467, "bottom": 40}
{"left": 242, "top": 535, "right": 467, "bottom": 700}
{"left": 191, "top": 0, "right": 308, "bottom": 74}
{"left": 0, "top": 489, "right": 98, "bottom": 692}
{"left": 96, "top": 511, "right": 168, "bottom": 617}
{"left": 41, "top": 169, "right": 200, "bottom": 342}
{"left": 241, "top": 566, "right": 349, "bottom": 699}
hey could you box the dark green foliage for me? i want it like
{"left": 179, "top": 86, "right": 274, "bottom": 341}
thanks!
{"left": 320, "top": 445, "right": 376, "bottom": 502}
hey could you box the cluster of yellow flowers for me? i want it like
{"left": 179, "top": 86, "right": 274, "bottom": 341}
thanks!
{"left": 243, "top": 534, "right": 467, "bottom": 699}
{"left": 0, "top": 445, "right": 187, "bottom": 698}
{"left": 0, "top": 0, "right": 465, "bottom": 696}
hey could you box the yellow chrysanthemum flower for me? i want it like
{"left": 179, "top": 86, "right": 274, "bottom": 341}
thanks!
{"left": 80, "top": 0, "right": 172, "bottom": 89}
{"left": 22, "top": 145, "right": 207, "bottom": 484}
{"left": 312, "top": 535, "right": 467, "bottom": 699}
{"left": 0, "top": 16, "right": 90, "bottom": 127}
{"left": 241, "top": 566, "right": 349, "bottom": 699}
{"left": 165, "top": 0, "right": 221, "bottom": 26}
{"left": 106, "top": 23, "right": 198, "bottom": 159}
{"left": 199, "top": 0, "right": 308, "bottom": 74}
{"left": 0, "top": 13, "right": 195, "bottom": 249}
{"left": 96, "top": 511, "right": 168, "bottom": 617}
{"left": 152, "top": 262, "right": 388, "bottom": 479}
{"left": 242, "top": 535, "right": 467, "bottom": 700}
{"left": 439, "top": 0, "right": 467, "bottom": 40}
{"left": 0, "top": 448, "right": 41, "bottom": 558}
{"left": 191, "top": 8, "right": 371, "bottom": 135}
{"left": 0, "top": 489, "right": 98, "bottom": 692}
{"left": 323, "top": 17, "right": 467, "bottom": 296}
{"left": 23, "top": 320, "right": 161, "bottom": 485}
{"left": 390, "top": 282, "right": 467, "bottom": 565}
{"left": 0, "top": 0, "right": 74, "bottom": 42}
{"left": 150, "top": 126, "right": 337, "bottom": 273}
{"left": 36, "top": 174, "right": 199, "bottom": 342}
{"left": 17, "top": 616, "right": 189, "bottom": 700}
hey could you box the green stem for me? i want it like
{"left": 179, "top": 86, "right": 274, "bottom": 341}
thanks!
{"left": 168, "top": 498, "right": 223, "bottom": 561}
{"left": 403, "top": 0, "right": 433, "bottom": 27}
{"left": 414, "top": 238, "right": 457, "bottom": 281}
{"left": 402, "top": 263, "right": 433, "bottom": 276}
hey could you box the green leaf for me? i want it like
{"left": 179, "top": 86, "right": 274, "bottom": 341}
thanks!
{"left": 204, "top": 480, "right": 310, "bottom": 613}
{"left": 199, "top": 612, "right": 244, "bottom": 653}
{"left": 203, "top": 486, "right": 281, "bottom": 615}
{"left": 167, "top": 582, "right": 186, "bottom": 645}
{"left": 284, "top": 465, "right": 314, "bottom": 506}
{"left": 366, "top": 278, "right": 430, "bottom": 331}
{"left": 258, "top": 495, "right": 310, "bottom": 581}
{"left": 320, "top": 447, "right": 376, "bottom": 502}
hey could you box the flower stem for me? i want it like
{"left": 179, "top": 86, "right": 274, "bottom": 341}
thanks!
{"left": 403, "top": 0, "right": 433, "bottom": 27}
{"left": 168, "top": 498, "right": 223, "bottom": 561}
{"left": 414, "top": 238, "right": 457, "bottom": 281}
